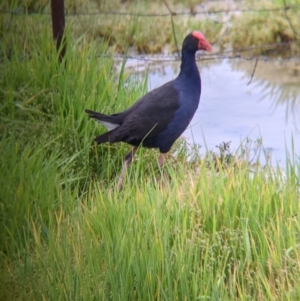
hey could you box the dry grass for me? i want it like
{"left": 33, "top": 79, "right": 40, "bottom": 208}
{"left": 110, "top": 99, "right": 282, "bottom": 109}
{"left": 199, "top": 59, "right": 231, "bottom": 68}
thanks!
{"left": 2, "top": 0, "right": 299, "bottom": 56}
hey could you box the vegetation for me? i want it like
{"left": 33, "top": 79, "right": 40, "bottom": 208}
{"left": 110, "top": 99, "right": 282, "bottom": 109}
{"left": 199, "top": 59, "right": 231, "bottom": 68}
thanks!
{"left": 229, "top": 0, "right": 300, "bottom": 55}
{"left": 1, "top": 0, "right": 300, "bottom": 55}
{"left": 1, "top": 0, "right": 300, "bottom": 300}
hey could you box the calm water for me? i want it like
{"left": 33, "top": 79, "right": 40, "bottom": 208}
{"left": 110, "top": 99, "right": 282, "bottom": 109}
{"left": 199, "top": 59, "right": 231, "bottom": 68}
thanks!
{"left": 127, "top": 58, "right": 300, "bottom": 166}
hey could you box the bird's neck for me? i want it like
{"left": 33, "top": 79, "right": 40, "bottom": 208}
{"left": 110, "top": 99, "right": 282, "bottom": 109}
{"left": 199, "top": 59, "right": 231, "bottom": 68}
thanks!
{"left": 179, "top": 51, "right": 199, "bottom": 79}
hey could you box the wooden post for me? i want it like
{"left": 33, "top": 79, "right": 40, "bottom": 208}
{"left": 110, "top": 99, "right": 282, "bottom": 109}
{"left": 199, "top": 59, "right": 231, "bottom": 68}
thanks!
{"left": 51, "top": 0, "right": 66, "bottom": 62}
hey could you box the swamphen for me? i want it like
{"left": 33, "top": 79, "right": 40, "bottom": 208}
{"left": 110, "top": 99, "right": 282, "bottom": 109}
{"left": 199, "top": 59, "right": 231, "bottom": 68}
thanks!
{"left": 86, "top": 31, "right": 212, "bottom": 189}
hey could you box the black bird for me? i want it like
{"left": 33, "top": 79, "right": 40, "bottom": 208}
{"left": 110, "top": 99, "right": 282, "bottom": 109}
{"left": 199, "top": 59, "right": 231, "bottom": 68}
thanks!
{"left": 86, "top": 31, "right": 212, "bottom": 189}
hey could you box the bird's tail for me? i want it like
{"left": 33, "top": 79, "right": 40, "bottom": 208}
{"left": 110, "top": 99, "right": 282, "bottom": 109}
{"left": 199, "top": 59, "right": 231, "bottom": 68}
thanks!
{"left": 85, "top": 109, "right": 120, "bottom": 131}
{"left": 85, "top": 109, "right": 110, "bottom": 121}
{"left": 85, "top": 109, "right": 119, "bottom": 144}
{"left": 94, "top": 131, "right": 113, "bottom": 144}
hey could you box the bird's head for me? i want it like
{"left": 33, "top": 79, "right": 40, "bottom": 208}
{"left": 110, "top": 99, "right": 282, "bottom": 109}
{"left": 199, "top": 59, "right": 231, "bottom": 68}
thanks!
{"left": 182, "top": 31, "right": 212, "bottom": 53}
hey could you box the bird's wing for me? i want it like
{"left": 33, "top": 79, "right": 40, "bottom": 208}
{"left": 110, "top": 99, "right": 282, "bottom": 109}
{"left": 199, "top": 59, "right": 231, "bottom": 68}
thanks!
{"left": 110, "top": 81, "right": 180, "bottom": 142}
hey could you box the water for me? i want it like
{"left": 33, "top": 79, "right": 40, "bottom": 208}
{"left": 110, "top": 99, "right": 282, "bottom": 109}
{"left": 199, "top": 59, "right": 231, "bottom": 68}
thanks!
{"left": 126, "top": 58, "right": 300, "bottom": 166}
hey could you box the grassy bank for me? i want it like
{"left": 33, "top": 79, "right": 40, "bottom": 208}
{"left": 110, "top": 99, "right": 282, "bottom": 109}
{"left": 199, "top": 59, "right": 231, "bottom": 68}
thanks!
{"left": 1, "top": 5, "right": 300, "bottom": 301}
{"left": 1, "top": 0, "right": 300, "bottom": 55}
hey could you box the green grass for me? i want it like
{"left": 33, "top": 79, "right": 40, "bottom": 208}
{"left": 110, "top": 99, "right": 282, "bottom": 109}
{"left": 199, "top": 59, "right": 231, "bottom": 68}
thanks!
{"left": 1, "top": 7, "right": 300, "bottom": 301}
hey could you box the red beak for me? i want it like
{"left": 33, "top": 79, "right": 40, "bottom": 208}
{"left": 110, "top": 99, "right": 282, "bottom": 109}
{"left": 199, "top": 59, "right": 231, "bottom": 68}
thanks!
{"left": 192, "top": 31, "right": 213, "bottom": 52}
{"left": 198, "top": 38, "right": 212, "bottom": 52}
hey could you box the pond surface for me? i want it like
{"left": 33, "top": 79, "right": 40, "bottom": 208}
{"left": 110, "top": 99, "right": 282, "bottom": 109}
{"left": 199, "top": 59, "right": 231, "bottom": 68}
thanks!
{"left": 126, "top": 58, "right": 300, "bottom": 166}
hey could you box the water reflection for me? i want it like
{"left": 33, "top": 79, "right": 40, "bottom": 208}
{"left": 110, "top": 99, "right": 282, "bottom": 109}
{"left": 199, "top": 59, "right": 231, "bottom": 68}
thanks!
{"left": 127, "top": 58, "right": 300, "bottom": 166}
{"left": 231, "top": 60, "right": 300, "bottom": 126}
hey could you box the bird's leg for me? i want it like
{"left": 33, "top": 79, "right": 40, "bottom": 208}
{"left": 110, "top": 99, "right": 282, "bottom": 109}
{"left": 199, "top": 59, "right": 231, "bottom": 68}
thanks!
{"left": 117, "top": 146, "right": 138, "bottom": 190}
{"left": 158, "top": 152, "right": 170, "bottom": 187}
{"left": 159, "top": 152, "right": 166, "bottom": 167}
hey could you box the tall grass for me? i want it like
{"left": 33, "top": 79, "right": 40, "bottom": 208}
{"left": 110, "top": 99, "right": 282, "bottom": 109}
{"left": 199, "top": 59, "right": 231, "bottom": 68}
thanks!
{"left": 1, "top": 18, "right": 300, "bottom": 301}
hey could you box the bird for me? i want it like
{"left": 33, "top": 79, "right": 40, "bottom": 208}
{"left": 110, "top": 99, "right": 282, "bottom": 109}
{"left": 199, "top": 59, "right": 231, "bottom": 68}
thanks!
{"left": 85, "top": 31, "right": 212, "bottom": 190}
